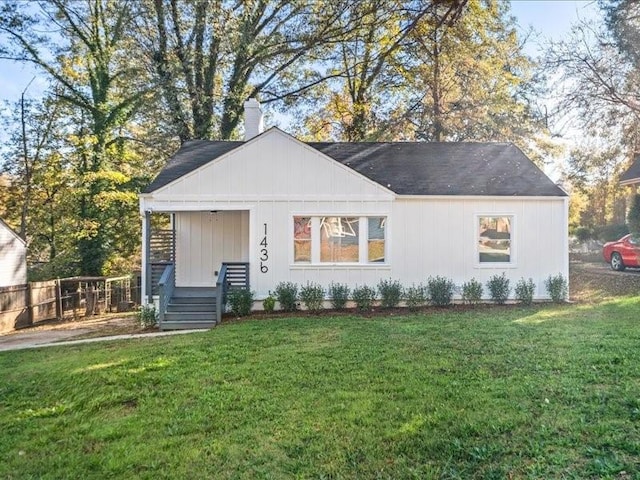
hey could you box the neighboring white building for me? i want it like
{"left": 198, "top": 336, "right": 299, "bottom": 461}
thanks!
{"left": 140, "top": 100, "right": 568, "bottom": 329}
{"left": 0, "top": 218, "right": 27, "bottom": 287}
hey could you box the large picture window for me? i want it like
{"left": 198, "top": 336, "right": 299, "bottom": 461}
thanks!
{"left": 320, "top": 217, "right": 359, "bottom": 262}
{"left": 292, "top": 216, "right": 387, "bottom": 264}
{"left": 478, "top": 216, "right": 512, "bottom": 263}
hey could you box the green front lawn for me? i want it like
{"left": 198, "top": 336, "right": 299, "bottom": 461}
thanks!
{"left": 2, "top": 300, "right": 640, "bottom": 479}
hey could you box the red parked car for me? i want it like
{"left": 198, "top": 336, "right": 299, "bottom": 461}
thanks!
{"left": 602, "top": 234, "right": 640, "bottom": 271}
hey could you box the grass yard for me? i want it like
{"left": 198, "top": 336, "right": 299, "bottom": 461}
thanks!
{"left": 2, "top": 299, "right": 640, "bottom": 479}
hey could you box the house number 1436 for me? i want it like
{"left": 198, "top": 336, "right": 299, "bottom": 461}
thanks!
{"left": 260, "top": 223, "right": 268, "bottom": 273}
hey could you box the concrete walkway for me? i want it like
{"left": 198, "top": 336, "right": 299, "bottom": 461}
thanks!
{"left": 0, "top": 327, "right": 205, "bottom": 352}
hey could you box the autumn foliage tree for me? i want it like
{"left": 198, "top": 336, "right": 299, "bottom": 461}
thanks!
{"left": 0, "top": 0, "right": 564, "bottom": 278}
{"left": 0, "top": 0, "right": 157, "bottom": 275}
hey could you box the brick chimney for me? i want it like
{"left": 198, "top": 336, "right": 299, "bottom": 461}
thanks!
{"left": 244, "top": 98, "right": 264, "bottom": 140}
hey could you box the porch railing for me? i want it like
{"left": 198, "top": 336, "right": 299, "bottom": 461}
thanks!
{"left": 150, "top": 228, "right": 175, "bottom": 296}
{"left": 215, "top": 262, "right": 250, "bottom": 323}
{"left": 158, "top": 264, "right": 175, "bottom": 327}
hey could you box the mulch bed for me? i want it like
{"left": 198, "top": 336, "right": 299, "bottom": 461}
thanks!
{"left": 11, "top": 259, "right": 639, "bottom": 339}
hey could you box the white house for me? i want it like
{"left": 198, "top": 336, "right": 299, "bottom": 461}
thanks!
{"left": 140, "top": 100, "right": 568, "bottom": 329}
{"left": 0, "top": 218, "right": 27, "bottom": 287}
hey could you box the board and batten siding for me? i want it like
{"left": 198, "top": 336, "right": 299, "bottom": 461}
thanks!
{"left": 171, "top": 200, "right": 392, "bottom": 292}
{"left": 175, "top": 211, "right": 250, "bottom": 286}
{"left": 0, "top": 220, "right": 27, "bottom": 287}
{"left": 391, "top": 197, "right": 568, "bottom": 299}
{"left": 147, "top": 129, "right": 389, "bottom": 202}
{"left": 166, "top": 196, "right": 567, "bottom": 299}
{"left": 141, "top": 129, "right": 568, "bottom": 301}
{"left": 143, "top": 129, "right": 395, "bottom": 293}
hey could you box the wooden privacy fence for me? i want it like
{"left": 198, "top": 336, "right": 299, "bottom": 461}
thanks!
{"left": 0, "top": 275, "right": 139, "bottom": 334}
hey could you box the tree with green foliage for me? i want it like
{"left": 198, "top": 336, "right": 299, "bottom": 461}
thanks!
{"left": 0, "top": 0, "right": 156, "bottom": 276}
{"left": 299, "top": 0, "right": 467, "bottom": 141}
{"left": 0, "top": 94, "right": 77, "bottom": 277}
{"left": 546, "top": 2, "right": 640, "bottom": 234}
{"left": 406, "top": 0, "right": 542, "bottom": 144}
{"left": 565, "top": 145, "right": 628, "bottom": 229}
{"left": 298, "top": 0, "right": 546, "bottom": 148}
{"left": 138, "top": 0, "right": 359, "bottom": 141}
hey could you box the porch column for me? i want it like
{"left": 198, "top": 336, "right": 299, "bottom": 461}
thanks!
{"left": 142, "top": 210, "right": 152, "bottom": 304}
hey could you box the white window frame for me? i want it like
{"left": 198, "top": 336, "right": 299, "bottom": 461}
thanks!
{"left": 475, "top": 213, "right": 516, "bottom": 268}
{"left": 290, "top": 215, "right": 389, "bottom": 267}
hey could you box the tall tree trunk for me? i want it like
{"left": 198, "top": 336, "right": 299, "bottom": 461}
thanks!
{"left": 431, "top": 36, "right": 444, "bottom": 142}
{"left": 19, "top": 90, "right": 31, "bottom": 240}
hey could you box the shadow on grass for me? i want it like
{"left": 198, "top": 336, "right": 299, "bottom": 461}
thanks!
{"left": 513, "top": 296, "right": 640, "bottom": 325}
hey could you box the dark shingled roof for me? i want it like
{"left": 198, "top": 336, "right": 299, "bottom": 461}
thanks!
{"left": 144, "top": 140, "right": 243, "bottom": 193}
{"left": 308, "top": 142, "right": 566, "bottom": 196}
{"left": 144, "top": 137, "right": 567, "bottom": 197}
{"left": 620, "top": 155, "right": 640, "bottom": 184}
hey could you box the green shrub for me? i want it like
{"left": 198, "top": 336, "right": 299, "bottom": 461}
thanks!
{"left": 262, "top": 294, "right": 275, "bottom": 313}
{"left": 137, "top": 304, "right": 157, "bottom": 328}
{"left": 352, "top": 285, "right": 376, "bottom": 311}
{"left": 227, "top": 289, "right": 254, "bottom": 317}
{"left": 274, "top": 282, "right": 298, "bottom": 312}
{"left": 377, "top": 279, "right": 403, "bottom": 309}
{"left": 594, "top": 223, "right": 629, "bottom": 242}
{"left": 461, "top": 278, "right": 483, "bottom": 305}
{"left": 628, "top": 194, "right": 640, "bottom": 235}
{"left": 573, "top": 226, "right": 593, "bottom": 242}
{"left": 328, "top": 282, "right": 350, "bottom": 310}
{"left": 487, "top": 273, "right": 511, "bottom": 304}
{"left": 514, "top": 278, "right": 535, "bottom": 306}
{"left": 300, "top": 282, "right": 325, "bottom": 312}
{"left": 545, "top": 274, "right": 568, "bottom": 303}
{"left": 404, "top": 284, "right": 428, "bottom": 311}
{"left": 427, "top": 276, "right": 455, "bottom": 307}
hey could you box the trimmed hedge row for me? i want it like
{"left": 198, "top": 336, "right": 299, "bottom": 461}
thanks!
{"left": 230, "top": 274, "right": 568, "bottom": 316}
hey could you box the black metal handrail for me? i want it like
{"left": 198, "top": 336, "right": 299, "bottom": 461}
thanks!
{"left": 215, "top": 262, "right": 249, "bottom": 322}
{"left": 215, "top": 264, "right": 227, "bottom": 324}
{"left": 158, "top": 264, "right": 175, "bottom": 327}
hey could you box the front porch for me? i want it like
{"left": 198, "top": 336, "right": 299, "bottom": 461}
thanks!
{"left": 156, "top": 262, "right": 249, "bottom": 330}
{"left": 142, "top": 210, "right": 250, "bottom": 330}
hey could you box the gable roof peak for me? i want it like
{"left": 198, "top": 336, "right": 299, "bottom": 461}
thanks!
{"left": 144, "top": 133, "right": 566, "bottom": 197}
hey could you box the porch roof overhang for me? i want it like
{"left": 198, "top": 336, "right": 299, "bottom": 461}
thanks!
{"left": 139, "top": 194, "right": 392, "bottom": 215}
{"left": 139, "top": 198, "right": 257, "bottom": 215}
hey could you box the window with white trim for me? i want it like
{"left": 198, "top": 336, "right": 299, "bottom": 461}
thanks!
{"left": 293, "top": 217, "right": 311, "bottom": 262}
{"left": 478, "top": 216, "right": 512, "bottom": 264}
{"left": 293, "top": 216, "right": 386, "bottom": 264}
{"left": 368, "top": 217, "right": 386, "bottom": 262}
